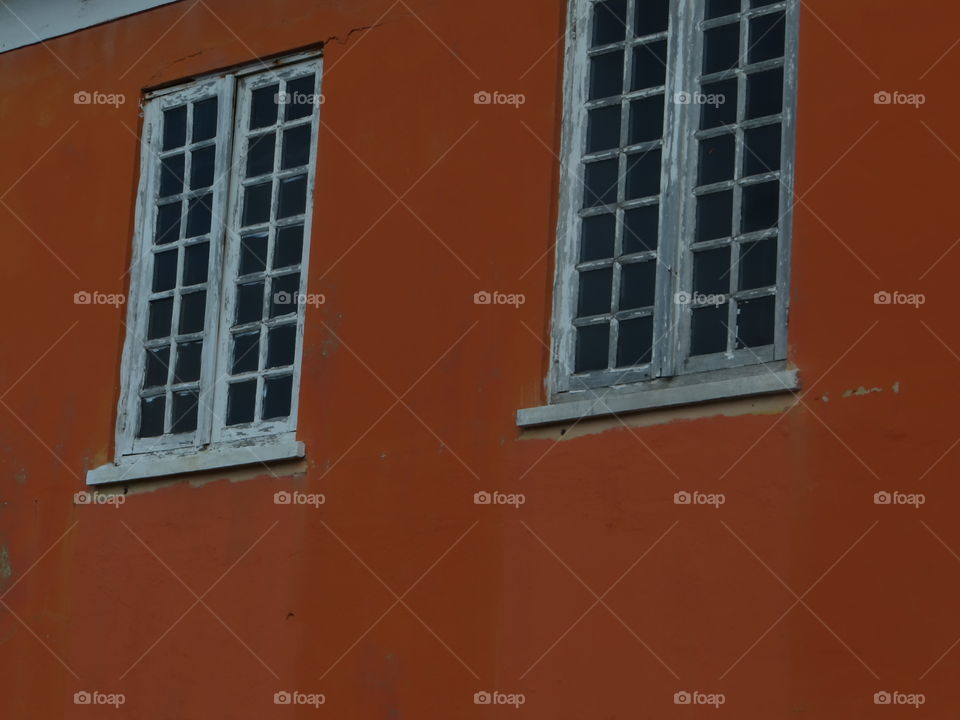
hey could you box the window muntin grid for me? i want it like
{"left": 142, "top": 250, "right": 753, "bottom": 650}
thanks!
{"left": 116, "top": 55, "right": 321, "bottom": 459}
{"left": 551, "top": 0, "right": 796, "bottom": 396}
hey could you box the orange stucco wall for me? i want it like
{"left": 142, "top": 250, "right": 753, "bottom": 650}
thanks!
{"left": 2, "top": 1, "right": 960, "bottom": 717}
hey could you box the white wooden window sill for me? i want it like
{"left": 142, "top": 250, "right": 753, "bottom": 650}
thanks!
{"left": 86, "top": 439, "right": 305, "bottom": 485}
{"left": 517, "top": 365, "right": 799, "bottom": 428}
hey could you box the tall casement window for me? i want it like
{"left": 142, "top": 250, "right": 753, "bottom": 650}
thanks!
{"left": 88, "top": 53, "right": 322, "bottom": 483}
{"left": 534, "top": 0, "right": 799, "bottom": 420}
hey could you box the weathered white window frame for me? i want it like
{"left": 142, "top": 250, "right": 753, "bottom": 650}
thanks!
{"left": 518, "top": 0, "right": 800, "bottom": 427}
{"left": 87, "top": 51, "right": 322, "bottom": 484}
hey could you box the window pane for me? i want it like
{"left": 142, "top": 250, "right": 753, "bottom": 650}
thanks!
{"left": 748, "top": 11, "right": 785, "bottom": 64}
{"left": 235, "top": 281, "right": 264, "bottom": 325}
{"left": 278, "top": 175, "right": 308, "bottom": 218}
{"left": 625, "top": 149, "right": 661, "bottom": 200}
{"left": 185, "top": 194, "right": 213, "bottom": 237}
{"left": 162, "top": 106, "right": 187, "bottom": 150}
{"left": 739, "top": 238, "right": 778, "bottom": 290}
{"left": 250, "top": 84, "right": 280, "bottom": 129}
{"left": 171, "top": 391, "right": 199, "bottom": 434}
{"left": 152, "top": 249, "right": 178, "bottom": 292}
{"left": 274, "top": 225, "right": 305, "bottom": 269}
{"left": 631, "top": 41, "right": 668, "bottom": 91}
{"left": 577, "top": 268, "right": 613, "bottom": 317}
{"left": 693, "top": 246, "right": 731, "bottom": 295}
{"left": 270, "top": 273, "right": 301, "bottom": 318}
{"left": 583, "top": 159, "right": 619, "bottom": 208}
{"left": 232, "top": 332, "right": 260, "bottom": 374}
{"left": 243, "top": 182, "right": 272, "bottom": 226}
{"left": 746, "top": 67, "right": 784, "bottom": 119}
{"left": 587, "top": 105, "right": 622, "bottom": 153}
{"left": 736, "top": 295, "right": 776, "bottom": 348}
{"left": 581, "top": 214, "right": 616, "bottom": 262}
{"left": 155, "top": 203, "right": 182, "bottom": 245}
{"left": 182, "top": 242, "right": 209, "bottom": 286}
{"left": 575, "top": 323, "right": 610, "bottom": 373}
{"left": 629, "top": 95, "right": 665, "bottom": 144}
{"left": 281, "top": 125, "right": 312, "bottom": 170}
{"left": 159, "top": 155, "right": 184, "bottom": 198}
{"left": 267, "top": 324, "right": 297, "bottom": 368}
{"left": 246, "top": 133, "right": 276, "bottom": 178}
{"left": 619, "top": 261, "right": 656, "bottom": 310}
{"left": 743, "top": 123, "right": 781, "bottom": 176}
{"left": 190, "top": 146, "right": 216, "bottom": 190}
{"left": 706, "top": 0, "right": 741, "bottom": 19}
{"left": 147, "top": 298, "right": 173, "bottom": 339}
{"left": 192, "top": 97, "right": 218, "bottom": 142}
{"left": 623, "top": 204, "right": 659, "bottom": 253}
{"left": 143, "top": 347, "right": 170, "bottom": 389}
{"left": 284, "top": 75, "right": 316, "bottom": 122}
{"left": 696, "top": 190, "right": 733, "bottom": 242}
{"left": 239, "top": 234, "right": 269, "bottom": 275}
{"left": 138, "top": 395, "right": 165, "bottom": 437}
{"left": 178, "top": 291, "right": 206, "bottom": 335}
{"left": 691, "top": 304, "right": 728, "bottom": 355}
{"left": 227, "top": 380, "right": 257, "bottom": 425}
{"left": 700, "top": 78, "right": 738, "bottom": 129}
{"left": 741, "top": 181, "right": 780, "bottom": 233}
{"left": 703, "top": 22, "right": 740, "bottom": 75}
{"left": 593, "top": 0, "right": 627, "bottom": 46}
{"left": 616, "top": 315, "right": 653, "bottom": 367}
{"left": 174, "top": 341, "right": 203, "bottom": 383}
{"left": 634, "top": 0, "right": 669, "bottom": 36}
{"left": 263, "top": 375, "right": 293, "bottom": 419}
{"left": 589, "top": 50, "right": 624, "bottom": 101}
{"left": 698, "top": 134, "right": 735, "bottom": 186}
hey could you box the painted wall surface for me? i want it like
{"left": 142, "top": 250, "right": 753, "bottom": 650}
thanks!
{"left": 1, "top": 1, "right": 959, "bottom": 718}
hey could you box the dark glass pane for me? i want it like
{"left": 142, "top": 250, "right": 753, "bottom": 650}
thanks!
{"left": 192, "top": 97, "right": 218, "bottom": 142}
{"left": 736, "top": 295, "right": 776, "bottom": 348}
{"left": 691, "top": 304, "right": 729, "bottom": 355}
{"left": 282, "top": 124, "right": 311, "bottom": 169}
{"left": 577, "top": 268, "right": 613, "bottom": 317}
{"left": 155, "top": 202, "right": 181, "bottom": 245}
{"left": 619, "top": 261, "right": 656, "bottom": 310}
{"left": 700, "top": 78, "right": 738, "bottom": 129}
{"left": 250, "top": 84, "right": 280, "bottom": 129}
{"left": 593, "top": 0, "right": 627, "bottom": 46}
{"left": 625, "top": 149, "right": 661, "bottom": 200}
{"left": 174, "top": 341, "right": 202, "bottom": 383}
{"left": 274, "top": 225, "right": 304, "bottom": 268}
{"left": 162, "top": 106, "right": 187, "bottom": 150}
{"left": 263, "top": 375, "right": 293, "bottom": 420}
{"left": 190, "top": 146, "right": 216, "bottom": 190}
{"left": 581, "top": 214, "right": 616, "bottom": 262}
{"left": 583, "top": 158, "right": 619, "bottom": 207}
{"left": 239, "top": 234, "right": 268, "bottom": 275}
{"left": 178, "top": 291, "right": 206, "bottom": 335}
{"left": 232, "top": 332, "right": 260, "bottom": 374}
{"left": 138, "top": 395, "right": 165, "bottom": 437}
{"left": 278, "top": 175, "right": 308, "bottom": 219}
{"left": 227, "top": 380, "right": 257, "bottom": 425}
{"left": 270, "top": 273, "right": 301, "bottom": 318}
{"left": 743, "top": 123, "right": 781, "bottom": 176}
{"left": 739, "top": 238, "right": 778, "bottom": 290}
{"left": 152, "top": 249, "right": 178, "bottom": 292}
{"left": 185, "top": 194, "right": 212, "bottom": 237}
{"left": 746, "top": 67, "right": 784, "bottom": 119}
{"left": 616, "top": 315, "right": 653, "bottom": 367}
{"left": 589, "top": 50, "right": 625, "bottom": 101}
{"left": 703, "top": 22, "right": 740, "bottom": 75}
{"left": 284, "top": 75, "right": 316, "bottom": 122}
{"left": 171, "top": 390, "right": 199, "bottom": 434}
{"left": 693, "top": 246, "right": 732, "bottom": 295}
{"left": 706, "top": 0, "right": 742, "bottom": 19}
{"left": 246, "top": 133, "right": 276, "bottom": 178}
{"left": 575, "top": 323, "right": 610, "bottom": 373}
{"left": 147, "top": 298, "right": 173, "bottom": 339}
{"left": 143, "top": 346, "right": 170, "bottom": 389}
{"left": 623, "top": 204, "right": 659, "bottom": 253}
{"left": 698, "top": 134, "right": 735, "bottom": 186}
{"left": 243, "top": 182, "right": 272, "bottom": 226}
{"left": 182, "top": 242, "right": 209, "bottom": 286}
{"left": 267, "top": 324, "right": 297, "bottom": 368}
{"left": 587, "top": 105, "right": 621, "bottom": 153}
{"left": 159, "top": 155, "right": 184, "bottom": 198}
{"left": 235, "top": 281, "right": 264, "bottom": 325}
{"left": 629, "top": 95, "right": 665, "bottom": 144}
{"left": 696, "top": 190, "right": 733, "bottom": 241}
{"left": 631, "top": 41, "right": 668, "bottom": 91}
{"left": 749, "top": 11, "right": 785, "bottom": 63}
{"left": 741, "top": 181, "right": 780, "bottom": 233}
{"left": 751, "top": 0, "right": 781, "bottom": 6}
{"left": 635, "top": 0, "right": 669, "bottom": 36}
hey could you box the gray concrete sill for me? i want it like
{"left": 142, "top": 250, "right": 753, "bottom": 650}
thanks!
{"left": 517, "top": 367, "right": 800, "bottom": 428}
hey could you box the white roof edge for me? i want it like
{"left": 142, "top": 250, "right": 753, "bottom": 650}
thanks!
{"left": 0, "top": 0, "right": 183, "bottom": 55}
